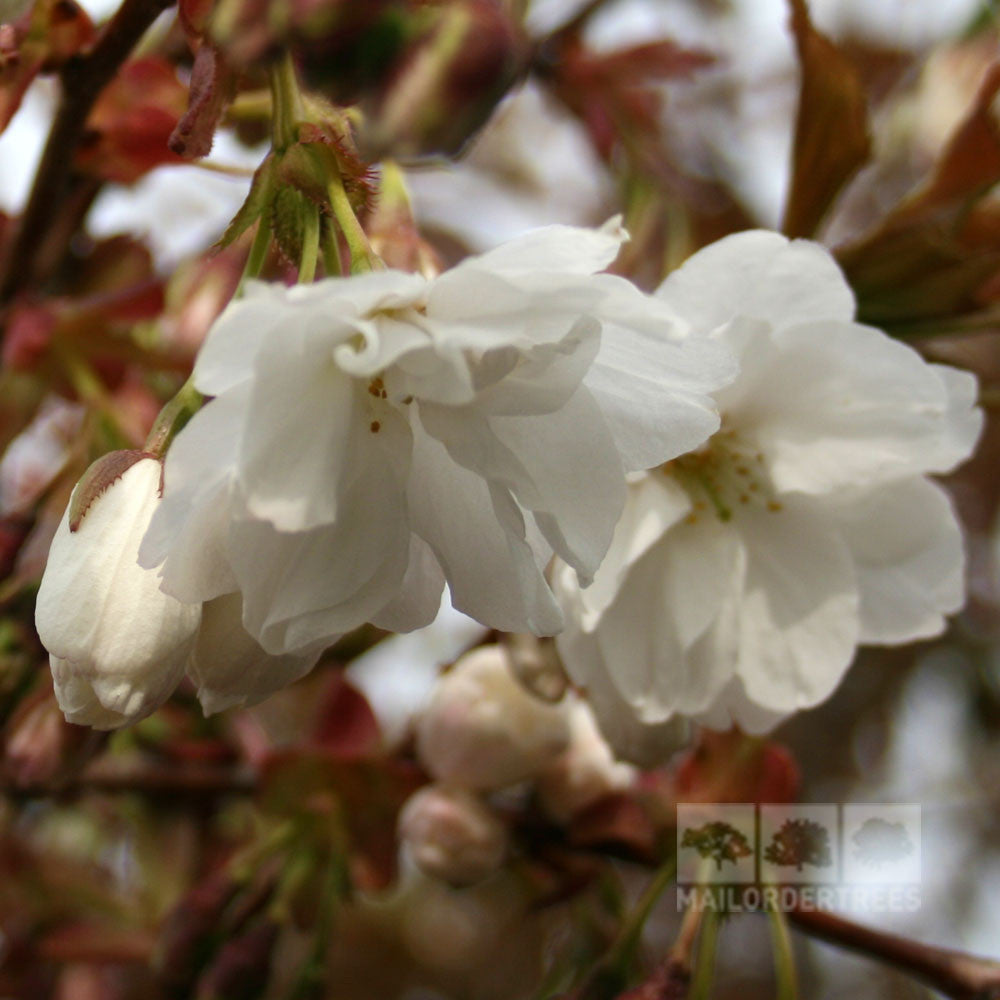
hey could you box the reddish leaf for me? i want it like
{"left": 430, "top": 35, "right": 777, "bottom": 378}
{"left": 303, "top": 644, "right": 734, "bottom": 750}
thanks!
{"left": 838, "top": 63, "right": 1000, "bottom": 327}
{"left": 169, "top": 43, "right": 233, "bottom": 159}
{"left": 76, "top": 56, "right": 188, "bottom": 183}
{"left": 1, "top": 301, "right": 56, "bottom": 370}
{"left": 782, "top": 0, "right": 871, "bottom": 238}
{"left": 312, "top": 673, "right": 382, "bottom": 759}
{"left": 912, "top": 62, "right": 1000, "bottom": 213}
{"left": 178, "top": 0, "right": 215, "bottom": 40}
{"left": 671, "top": 729, "right": 800, "bottom": 806}
{"left": 568, "top": 792, "right": 658, "bottom": 862}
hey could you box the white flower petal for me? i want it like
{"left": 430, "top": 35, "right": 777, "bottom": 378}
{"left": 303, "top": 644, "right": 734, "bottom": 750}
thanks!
{"left": 189, "top": 593, "right": 321, "bottom": 714}
{"left": 370, "top": 535, "right": 447, "bottom": 634}
{"left": 656, "top": 230, "right": 856, "bottom": 333}
{"left": 594, "top": 513, "right": 742, "bottom": 719}
{"left": 408, "top": 419, "right": 563, "bottom": 634}
{"left": 562, "top": 473, "right": 691, "bottom": 628}
{"left": 742, "top": 321, "right": 981, "bottom": 494}
{"left": 556, "top": 629, "right": 689, "bottom": 768}
{"left": 140, "top": 389, "right": 245, "bottom": 601}
{"left": 492, "top": 387, "right": 624, "bottom": 582}
{"left": 829, "top": 477, "right": 965, "bottom": 644}
{"left": 239, "top": 323, "right": 379, "bottom": 531}
{"left": 447, "top": 218, "right": 627, "bottom": 281}
{"left": 51, "top": 655, "right": 182, "bottom": 729}
{"left": 231, "top": 457, "right": 412, "bottom": 653}
{"left": 733, "top": 498, "right": 860, "bottom": 717}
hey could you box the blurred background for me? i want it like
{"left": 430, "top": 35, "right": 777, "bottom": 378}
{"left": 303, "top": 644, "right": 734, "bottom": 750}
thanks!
{"left": 1, "top": 0, "right": 1000, "bottom": 997}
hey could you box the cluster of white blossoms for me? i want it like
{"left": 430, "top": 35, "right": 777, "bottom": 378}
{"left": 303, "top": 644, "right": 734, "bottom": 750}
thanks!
{"left": 399, "top": 645, "right": 634, "bottom": 885}
{"left": 33, "top": 223, "right": 981, "bottom": 754}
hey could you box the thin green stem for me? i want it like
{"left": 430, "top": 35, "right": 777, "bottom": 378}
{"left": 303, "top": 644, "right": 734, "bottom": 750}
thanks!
{"left": 269, "top": 51, "right": 305, "bottom": 152}
{"left": 322, "top": 224, "right": 343, "bottom": 277}
{"left": 610, "top": 856, "right": 678, "bottom": 968}
{"left": 689, "top": 909, "right": 719, "bottom": 1000}
{"left": 240, "top": 219, "right": 272, "bottom": 290}
{"left": 577, "top": 857, "right": 678, "bottom": 999}
{"left": 328, "top": 172, "right": 380, "bottom": 274}
{"left": 769, "top": 904, "right": 798, "bottom": 1000}
{"left": 143, "top": 376, "right": 202, "bottom": 458}
{"left": 299, "top": 206, "right": 321, "bottom": 284}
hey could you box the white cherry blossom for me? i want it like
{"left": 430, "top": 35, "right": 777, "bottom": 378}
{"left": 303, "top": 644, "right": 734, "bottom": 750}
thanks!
{"left": 554, "top": 231, "right": 982, "bottom": 760}
{"left": 140, "top": 221, "right": 733, "bottom": 653}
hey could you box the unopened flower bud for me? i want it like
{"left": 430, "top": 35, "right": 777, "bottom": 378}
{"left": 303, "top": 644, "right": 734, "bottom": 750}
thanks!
{"left": 399, "top": 784, "right": 507, "bottom": 886}
{"left": 34, "top": 454, "right": 202, "bottom": 729}
{"left": 535, "top": 698, "right": 635, "bottom": 823}
{"left": 416, "top": 645, "right": 570, "bottom": 790}
{"left": 190, "top": 593, "right": 320, "bottom": 716}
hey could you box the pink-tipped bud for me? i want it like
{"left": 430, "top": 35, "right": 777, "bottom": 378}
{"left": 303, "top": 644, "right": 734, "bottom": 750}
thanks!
{"left": 399, "top": 784, "right": 507, "bottom": 886}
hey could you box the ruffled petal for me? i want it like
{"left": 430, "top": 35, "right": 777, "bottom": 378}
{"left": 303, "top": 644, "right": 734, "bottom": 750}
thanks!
{"left": 230, "top": 441, "right": 412, "bottom": 653}
{"left": 238, "top": 322, "right": 386, "bottom": 531}
{"left": 51, "top": 655, "right": 181, "bottom": 729}
{"left": 408, "top": 417, "right": 563, "bottom": 635}
{"left": 829, "top": 477, "right": 965, "bottom": 644}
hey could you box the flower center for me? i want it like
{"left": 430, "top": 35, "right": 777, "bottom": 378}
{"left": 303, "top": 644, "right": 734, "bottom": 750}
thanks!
{"left": 666, "top": 430, "right": 782, "bottom": 524}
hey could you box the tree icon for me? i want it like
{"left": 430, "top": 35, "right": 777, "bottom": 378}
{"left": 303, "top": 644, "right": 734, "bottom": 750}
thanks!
{"left": 680, "top": 820, "right": 753, "bottom": 871}
{"left": 852, "top": 818, "right": 914, "bottom": 868}
{"left": 763, "top": 818, "right": 833, "bottom": 872}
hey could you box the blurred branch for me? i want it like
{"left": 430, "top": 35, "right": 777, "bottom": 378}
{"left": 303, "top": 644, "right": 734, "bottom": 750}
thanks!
{"left": 0, "top": 0, "right": 175, "bottom": 307}
{"left": 1, "top": 756, "right": 256, "bottom": 798}
{"left": 36, "top": 924, "right": 156, "bottom": 964}
{"left": 789, "top": 907, "right": 1000, "bottom": 1000}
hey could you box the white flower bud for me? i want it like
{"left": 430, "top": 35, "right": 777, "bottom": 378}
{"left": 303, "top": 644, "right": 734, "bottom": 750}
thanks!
{"left": 416, "top": 645, "right": 570, "bottom": 790}
{"left": 35, "top": 456, "right": 201, "bottom": 729}
{"left": 535, "top": 697, "right": 636, "bottom": 823}
{"left": 190, "top": 592, "right": 321, "bottom": 716}
{"left": 398, "top": 784, "right": 508, "bottom": 886}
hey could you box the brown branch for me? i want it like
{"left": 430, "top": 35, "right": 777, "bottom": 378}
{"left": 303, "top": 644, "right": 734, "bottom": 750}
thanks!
{"left": 36, "top": 924, "right": 156, "bottom": 964}
{"left": 1, "top": 757, "right": 256, "bottom": 798}
{"left": 790, "top": 906, "right": 1000, "bottom": 1000}
{"left": 0, "top": 0, "right": 175, "bottom": 306}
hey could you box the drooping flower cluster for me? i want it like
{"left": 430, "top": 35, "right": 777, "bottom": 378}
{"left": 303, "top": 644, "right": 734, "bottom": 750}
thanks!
{"left": 33, "top": 224, "right": 981, "bottom": 749}
{"left": 553, "top": 231, "right": 982, "bottom": 763}
{"left": 138, "top": 221, "right": 730, "bottom": 653}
